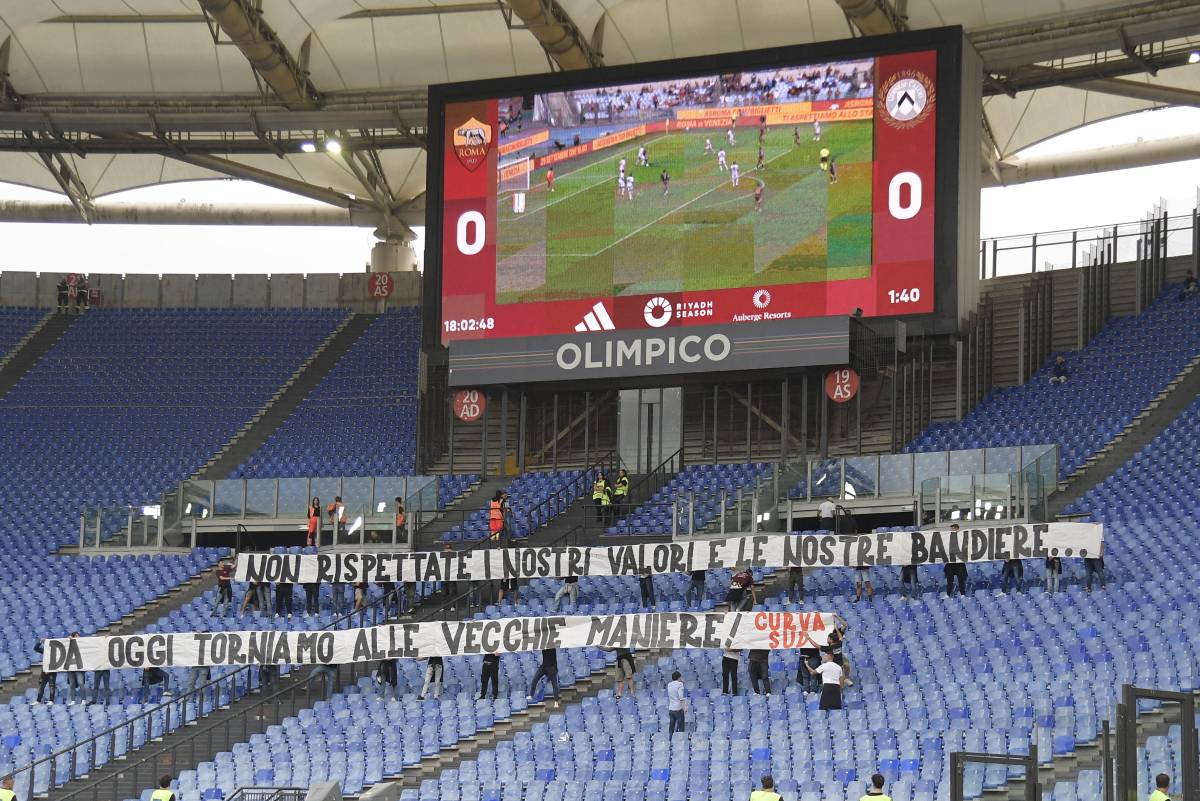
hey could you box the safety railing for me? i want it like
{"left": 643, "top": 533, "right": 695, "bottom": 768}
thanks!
{"left": 79, "top": 475, "right": 439, "bottom": 552}
{"left": 980, "top": 206, "right": 1197, "bottom": 279}
{"left": 13, "top": 572, "right": 455, "bottom": 801}
{"left": 22, "top": 517, "right": 596, "bottom": 801}
{"left": 226, "top": 789, "right": 307, "bottom": 801}
{"left": 782, "top": 444, "right": 1057, "bottom": 502}
{"left": 416, "top": 451, "right": 617, "bottom": 545}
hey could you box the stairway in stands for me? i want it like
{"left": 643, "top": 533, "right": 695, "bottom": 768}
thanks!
{"left": 196, "top": 314, "right": 379, "bottom": 480}
{"left": 0, "top": 311, "right": 76, "bottom": 399}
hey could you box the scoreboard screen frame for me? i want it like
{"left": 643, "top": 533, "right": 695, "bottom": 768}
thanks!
{"left": 423, "top": 26, "right": 965, "bottom": 365}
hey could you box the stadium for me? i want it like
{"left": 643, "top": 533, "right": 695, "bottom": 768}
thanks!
{"left": 0, "top": 3, "right": 1197, "bottom": 801}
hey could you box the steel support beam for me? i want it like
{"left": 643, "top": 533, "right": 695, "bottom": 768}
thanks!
{"left": 1069, "top": 76, "right": 1200, "bottom": 108}
{"left": 198, "top": 0, "right": 322, "bottom": 110}
{"left": 0, "top": 200, "right": 379, "bottom": 226}
{"left": 0, "top": 36, "right": 20, "bottom": 110}
{"left": 504, "top": 0, "right": 603, "bottom": 69}
{"left": 985, "top": 133, "right": 1200, "bottom": 186}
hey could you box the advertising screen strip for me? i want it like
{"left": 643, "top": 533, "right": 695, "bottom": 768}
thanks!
{"left": 234, "top": 524, "right": 1104, "bottom": 584}
{"left": 435, "top": 34, "right": 951, "bottom": 352}
{"left": 42, "top": 611, "right": 838, "bottom": 672}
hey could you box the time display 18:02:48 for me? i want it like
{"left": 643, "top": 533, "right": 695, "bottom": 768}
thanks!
{"left": 443, "top": 318, "right": 495, "bottom": 333}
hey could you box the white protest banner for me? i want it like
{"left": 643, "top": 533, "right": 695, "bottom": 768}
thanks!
{"left": 41, "top": 611, "right": 836, "bottom": 672}
{"left": 234, "top": 523, "right": 1103, "bottom": 585}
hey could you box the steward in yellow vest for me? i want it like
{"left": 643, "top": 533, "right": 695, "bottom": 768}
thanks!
{"left": 0, "top": 774, "right": 16, "bottom": 801}
{"left": 861, "top": 773, "right": 892, "bottom": 801}
{"left": 150, "top": 775, "right": 176, "bottom": 801}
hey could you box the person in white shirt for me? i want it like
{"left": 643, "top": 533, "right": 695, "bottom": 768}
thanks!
{"left": 616, "top": 175, "right": 626, "bottom": 198}
{"left": 813, "top": 119, "right": 822, "bottom": 140}
{"left": 717, "top": 149, "right": 727, "bottom": 171}
{"left": 727, "top": 127, "right": 736, "bottom": 146}
{"left": 637, "top": 146, "right": 648, "bottom": 166}
{"left": 618, "top": 158, "right": 626, "bottom": 174}
{"left": 805, "top": 650, "right": 845, "bottom": 710}
{"left": 666, "top": 671, "right": 686, "bottom": 735}
{"left": 817, "top": 499, "right": 837, "bottom": 532}
{"left": 626, "top": 173, "right": 635, "bottom": 199}
{"left": 704, "top": 138, "right": 713, "bottom": 154}
{"left": 730, "top": 162, "right": 740, "bottom": 187}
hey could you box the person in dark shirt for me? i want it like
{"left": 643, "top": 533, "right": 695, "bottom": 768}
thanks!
{"left": 748, "top": 649, "right": 771, "bottom": 695}
{"left": 614, "top": 647, "right": 636, "bottom": 697}
{"left": 1049, "top": 355, "right": 1069, "bottom": 385}
{"left": 551, "top": 575, "right": 579, "bottom": 610}
{"left": 684, "top": 570, "right": 706, "bottom": 608}
{"left": 213, "top": 560, "right": 233, "bottom": 617}
{"left": 788, "top": 565, "right": 804, "bottom": 604}
{"left": 1181, "top": 272, "right": 1197, "bottom": 300}
{"left": 418, "top": 656, "right": 443, "bottom": 701}
{"left": 999, "top": 557, "right": 1023, "bottom": 595}
{"left": 527, "top": 648, "right": 560, "bottom": 707}
{"left": 638, "top": 567, "right": 656, "bottom": 610}
{"left": 725, "top": 567, "right": 756, "bottom": 611}
{"left": 33, "top": 641, "right": 57, "bottom": 704}
{"left": 480, "top": 652, "right": 501, "bottom": 700}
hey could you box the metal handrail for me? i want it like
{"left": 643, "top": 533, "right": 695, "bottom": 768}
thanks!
{"left": 226, "top": 789, "right": 307, "bottom": 801}
{"left": 35, "top": 520, "right": 594, "bottom": 801}
{"left": 16, "top": 575, "right": 445, "bottom": 799}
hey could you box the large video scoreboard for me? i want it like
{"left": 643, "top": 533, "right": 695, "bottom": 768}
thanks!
{"left": 426, "top": 28, "right": 965, "bottom": 385}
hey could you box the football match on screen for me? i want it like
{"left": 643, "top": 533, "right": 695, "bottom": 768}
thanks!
{"left": 491, "top": 60, "right": 876, "bottom": 304}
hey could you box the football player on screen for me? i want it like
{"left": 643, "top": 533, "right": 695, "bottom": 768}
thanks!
{"left": 660, "top": 169, "right": 670, "bottom": 196}
{"left": 813, "top": 119, "right": 822, "bottom": 141}
{"left": 637, "top": 146, "right": 648, "bottom": 167}
{"left": 819, "top": 147, "right": 831, "bottom": 172}
{"left": 730, "top": 161, "right": 741, "bottom": 188}
{"left": 704, "top": 138, "right": 714, "bottom": 154}
{"left": 754, "top": 183, "right": 764, "bottom": 212}
{"left": 717, "top": 148, "right": 728, "bottom": 171}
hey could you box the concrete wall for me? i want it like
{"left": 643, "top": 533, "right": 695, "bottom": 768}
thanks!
{"left": 0, "top": 271, "right": 422, "bottom": 310}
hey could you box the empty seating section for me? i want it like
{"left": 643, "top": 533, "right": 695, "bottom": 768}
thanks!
{"left": 159, "top": 572, "right": 743, "bottom": 801}
{"left": 909, "top": 285, "right": 1200, "bottom": 477}
{"left": 0, "top": 308, "right": 346, "bottom": 789}
{"left": 439, "top": 470, "right": 596, "bottom": 543}
{"left": 0, "top": 308, "right": 346, "bottom": 554}
{"left": 439, "top": 475, "right": 480, "bottom": 509}
{"left": 232, "top": 309, "right": 420, "bottom": 479}
{"left": 609, "top": 463, "right": 773, "bottom": 536}
{"left": 0, "top": 307, "right": 44, "bottom": 359}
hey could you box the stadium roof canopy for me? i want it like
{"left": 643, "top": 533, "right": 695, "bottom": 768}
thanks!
{"left": 0, "top": 0, "right": 1197, "bottom": 229}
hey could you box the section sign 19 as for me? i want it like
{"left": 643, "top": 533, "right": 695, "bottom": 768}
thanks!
{"left": 825, "top": 367, "right": 860, "bottom": 403}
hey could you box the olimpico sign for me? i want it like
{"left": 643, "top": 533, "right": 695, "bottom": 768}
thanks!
{"left": 446, "top": 317, "right": 851, "bottom": 385}
{"left": 555, "top": 333, "right": 732, "bottom": 371}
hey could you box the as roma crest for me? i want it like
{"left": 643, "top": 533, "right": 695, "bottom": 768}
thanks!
{"left": 453, "top": 117, "right": 493, "bottom": 172}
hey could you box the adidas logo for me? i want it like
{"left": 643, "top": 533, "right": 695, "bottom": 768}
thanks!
{"left": 574, "top": 302, "right": 615, "bottom": 332}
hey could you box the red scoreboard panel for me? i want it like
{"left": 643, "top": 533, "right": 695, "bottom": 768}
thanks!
{"left": 427, "top": 29, "right": 963, "bottom": 384}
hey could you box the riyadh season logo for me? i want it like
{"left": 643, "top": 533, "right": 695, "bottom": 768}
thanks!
{"left": 752, "top": 289, "right": 772, "bottom": 309}
{"left": 643, "top": 297, "right": 673, "bottom": 328}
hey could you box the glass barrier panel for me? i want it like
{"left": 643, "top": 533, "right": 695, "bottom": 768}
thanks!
{"left": 976, "top": 473, "right": 1014, "bottom": 521}
{"left": 914, "top": 451, "right": 948, "bottom": 487}
{"left": 844, "top": 456, "right": 877, "bottom": 499}
{"left": 310, "top": 478, "right": 341, "bottom": 510}
{"left": 342, "top": 477, "right": 372, "bottom": 512}
{"left": 941, "top": 475, "right": 974, "bottom": 523}
{"left": 984, "top": 447, "right": 1019, "bottom": 475}
{"left": 212, "top": 480, "right": 243, "bottom": 517}
{"left": 245, "top": 480, "right": 275, "bottom": 517}
{"left": 278, "top": 478, "right": 309, "bottom": 516}
{"left": 948, "top": 448, "right": 985, "bottom": 476}
{"left": 181, "top": 481, "right": 212, "bottom": 520}
{"left": 879, "top": 453, "right": 914, "bottom": 497}
{"left": 374, "top": 477, "right": 405, "bottom": 515}
{"left": 80, "top": 507, "right": 99, "bottom": 549}
{"left": 808, "top": 458, "right": 842, "bottom": 498}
